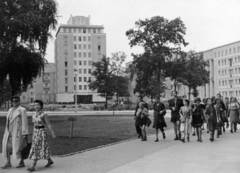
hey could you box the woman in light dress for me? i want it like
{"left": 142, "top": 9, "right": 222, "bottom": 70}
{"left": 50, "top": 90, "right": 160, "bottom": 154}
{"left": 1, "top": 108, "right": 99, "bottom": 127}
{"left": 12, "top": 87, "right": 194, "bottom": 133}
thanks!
{"left": 227, "top": 97, "right": 240, "bottom": 133}
{"left": 179, "top": 99, "right": 192, "bottom": 143}
{"left": 27, "top": 100, "right": 56, "bottom": 172}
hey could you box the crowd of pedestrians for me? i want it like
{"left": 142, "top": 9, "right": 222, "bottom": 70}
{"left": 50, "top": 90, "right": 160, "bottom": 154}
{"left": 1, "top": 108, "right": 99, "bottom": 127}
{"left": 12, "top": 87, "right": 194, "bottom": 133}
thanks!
{"left": 134, "top": 91, "right": 240, "bottom": 143}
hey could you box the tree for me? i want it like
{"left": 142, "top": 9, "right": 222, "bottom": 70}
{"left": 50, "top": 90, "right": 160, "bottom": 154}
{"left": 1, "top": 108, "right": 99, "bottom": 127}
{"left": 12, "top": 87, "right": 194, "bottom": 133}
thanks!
{"left": 0, "top": 0, "right": 58, "bottom": 95}
{"left": 89, "top": 56, "right": 115, "bottom": 105}
{"left": 181, "top": 51, "right": 209, "bottom": 100}
{"left": 165, "top": 52, "right": 187, "bottom": 91}
{"left": 112, "top": 76, "right": 130, "bottom": 101}
{"left": 126, "top": 16, "right": 188, "bottom": 97}
{"left": 110, "top": 51, "right": 127, "bottom": 76}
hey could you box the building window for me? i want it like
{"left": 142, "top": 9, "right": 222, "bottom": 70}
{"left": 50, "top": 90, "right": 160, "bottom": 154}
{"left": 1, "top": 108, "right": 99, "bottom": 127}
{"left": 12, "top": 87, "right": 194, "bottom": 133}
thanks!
{"left": 219, "top": 81, "right": 221, "bottom": 86}
{"left": 74, "top": 52, "right": 77, "bottom": 57}
{"left": 74, "top": 77, "right": 76, "bottom": 82}
{"left": 79, "top": 61, "right": 82, "bottom": 65}
{"left": 88, "top": 28, "right": 91, "bottom": 33}
{"left": 65, "top": 61, "right": 68, "bottom": 67}
{"left": 65, "top": 86, "right": 68, "bottom": 92}
{"left": 79, "top": 52, "right": 82, "bottom": 58}
{"left": 88, "top": 36, "right": 91, "bottom": 41}
{"left": 84, "top": 69, "right": 87, "bottom": 74}
{"left": 83, "top": 36, "right": 86, "bottom": 41}
{"left": 65, "top": 70, "right": 68, "bottom": 76}
{"left": 84, "top": 85, "right": 87, "bottom": 90}
{"left": 74, "top": 60, "right": 77, "bottom": 65}
{"left": 65, "top": 53, "right": 68, "bottom": 59}
{"left": 79, "top": 77, "right": 82, "bottom": 82}
{"left": 78, "top": 36, "right": 81, "bottom": 41}
{"left": 84, "top": 77, "right": 87, "bottom": 82}
{"left": 78, "top": 28, "right": 81, "bottom": 33}
{"left": 63, "top": 28, "right": 66, "bottom": 32}
{"left": 83, "top": 44, "right": 86, "bottom": 49}
{"left": 222, "top": 51, "right": 223, "bottom": 56}
{"left": 79, "top": 69, "right": 82, "bottom": 74}
{"left": 68, "top": 28, "right": 72, "bottom": 32}
{"left": 229, "top": 59, "right": 233, "bottom": 67}
{"left": 78, "top": 44, "right": 81, "bottom": 49}
{"left": 79, "top": 85, "right": 82, "bottom": 90}
{"left": 88, "top": 44, "right": 91, "bottom": 49}
{"left": 230, "top": 49, "right": 231, "bottom": 54}
{"left": 74, "top": 36, "right": 76, "bottom": 41}
{"left": 98, "top": 45, "right": 101, "bottom": 51}
{"left": 84, "top": 52, "right": 87, "bottom": 57}
{"left": 238, "top": 47, "right": 240, "bottom": 52}
{"left": 88, "top": 52, "right": 91, "bottom": 58}
{"left": 84, "top": 61, "right": 86, "bottom": 65}
{"left": 65, "top": 78, "right": 68, "bottom": 84}
{"left": 88, "top": 69, "right": 91, "bottom": 74}
{"left": 226, "top": 50, "right": 227, "bottom": 55}
{"left": 83, "top": 28, "right": 86, "bottom": 33}
{"left": 235, "top": 57, "right": 237, "bottom": 63}
{"left": 74, "top": 85, "right": 76, "bottom": 90}
{"left": 93, "top": 29, "right": 96, "bottom": 33}
{"left": 88, "top": 61, "right": 92, "bottom": 65}
{"left": 218, "top": 61, "right": 220, "bottom": 67}
{"left": 73, "top": 28, "right": 76, "bottom": 33}
{"left": 74, "top": 44, "right": 77, "bottom": 49}
{"left": 89, "top": 77, "right": 91, "bottom": 82}
{"left": 234, "top": 48, "right": 235, "bottom": 53}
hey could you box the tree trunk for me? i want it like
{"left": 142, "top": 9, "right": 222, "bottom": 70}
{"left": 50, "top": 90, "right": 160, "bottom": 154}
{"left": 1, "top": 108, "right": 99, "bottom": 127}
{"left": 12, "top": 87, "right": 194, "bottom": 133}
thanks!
{"left": 117, "top": 93, "right": 119, "bottom": 103}
{"left": 156, "top": 67, "right": 161, "bottom": 97}
{"left": 105, "top": 93, "right": 108, "bottom": 106}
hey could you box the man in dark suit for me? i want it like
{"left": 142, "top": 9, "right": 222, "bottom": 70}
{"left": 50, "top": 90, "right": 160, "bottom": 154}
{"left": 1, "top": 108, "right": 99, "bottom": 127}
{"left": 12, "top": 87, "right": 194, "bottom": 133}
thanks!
{"left": 168, "top": 91, "right": 184, "bottom": 140}
{"left": 134, "top": 94, "right": 148, "bottom": 139}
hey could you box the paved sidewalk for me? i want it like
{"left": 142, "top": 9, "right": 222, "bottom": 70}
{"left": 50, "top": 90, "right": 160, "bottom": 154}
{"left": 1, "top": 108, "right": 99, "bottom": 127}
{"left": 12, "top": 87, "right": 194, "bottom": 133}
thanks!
{"left": 1, "top": 125, "right": 240, "bottom": 173}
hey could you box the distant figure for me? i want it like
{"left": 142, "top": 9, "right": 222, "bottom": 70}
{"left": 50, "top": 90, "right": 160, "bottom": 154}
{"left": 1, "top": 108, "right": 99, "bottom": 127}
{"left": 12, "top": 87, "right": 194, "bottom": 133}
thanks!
{"left": 169, "top": 91, "right": 184, "bottom": 140}
{"left": 152, "top": 96, "right": 166, "bottom": 142}
{"left": 134, "top": 95, "right": 148, "bottom": 139}
{"left": 2, "top": 95, "right": 29, "bottom": 169}
{"left": 228, "top": 97, "right": 240, "bottom": 133}
{"left": 135, "top": 102, "right": 149, "bottom": 141}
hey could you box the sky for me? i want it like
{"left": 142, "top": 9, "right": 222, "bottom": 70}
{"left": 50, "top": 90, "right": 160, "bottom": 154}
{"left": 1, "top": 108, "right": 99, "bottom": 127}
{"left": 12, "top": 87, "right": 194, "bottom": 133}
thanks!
{"left": 45, "top": 0, "right": 240, "bottom": 65}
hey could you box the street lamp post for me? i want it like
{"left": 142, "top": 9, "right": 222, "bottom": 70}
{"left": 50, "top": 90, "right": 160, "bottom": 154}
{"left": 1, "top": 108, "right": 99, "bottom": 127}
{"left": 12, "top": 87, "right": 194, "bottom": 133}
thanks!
{"left": 74, "top": 69, "right": 78, "bottom": 113}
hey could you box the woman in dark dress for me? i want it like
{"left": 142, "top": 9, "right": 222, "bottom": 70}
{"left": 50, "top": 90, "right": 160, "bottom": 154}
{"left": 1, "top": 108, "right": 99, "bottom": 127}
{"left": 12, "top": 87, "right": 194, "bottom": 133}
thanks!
{"left": 192, "top": 98, "right": 204, "bottom": 142}
{"left": 153, "top": 96, "right": 166, "bottom": 142}
{"left": 215, "top": 99, "right": 225, "bottom": 138}
{"left": 205, "top": 98, "right": 218, "bottom": 142}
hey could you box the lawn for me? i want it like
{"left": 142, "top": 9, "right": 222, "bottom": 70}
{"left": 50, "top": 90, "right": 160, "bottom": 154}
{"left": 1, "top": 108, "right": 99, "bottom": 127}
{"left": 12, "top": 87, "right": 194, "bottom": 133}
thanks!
{"left": 0, "top": 115, "right": 173, "bottom": 156}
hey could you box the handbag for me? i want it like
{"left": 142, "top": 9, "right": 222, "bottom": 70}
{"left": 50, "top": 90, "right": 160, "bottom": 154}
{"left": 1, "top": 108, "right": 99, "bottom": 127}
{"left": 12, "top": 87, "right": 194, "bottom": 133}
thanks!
{"left": 146, "top": 118, "right": 152, "bottom": 127}
{"left": 21, "top": 136, "right": 32, "bottom": 160}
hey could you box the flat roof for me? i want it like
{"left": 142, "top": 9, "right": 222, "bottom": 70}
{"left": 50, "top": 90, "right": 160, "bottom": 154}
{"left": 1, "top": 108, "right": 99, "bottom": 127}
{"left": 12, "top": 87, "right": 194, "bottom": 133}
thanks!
{"left": 202, "top": 40, "right": 240, "bottom": 53}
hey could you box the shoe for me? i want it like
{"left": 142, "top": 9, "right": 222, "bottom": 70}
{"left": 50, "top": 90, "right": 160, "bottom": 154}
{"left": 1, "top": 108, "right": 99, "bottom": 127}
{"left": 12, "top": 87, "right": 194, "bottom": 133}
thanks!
{"left": 192, "top": 133, "right": 195, "bottom": 136}
{"left": 27, "top": 167, "right": 35, "bottom": 172}
{"left": 138, "top": 134, "right": 141, "bottom": 138}
{"left": 174, "top": 136, "right": 179, "bottom": 140}
{"left": 223, "top": 127, "right": 225, "bottom": 133}
{"left": 16, "top": 163, "right": 25, "bottom": 168}
{"left": 45, "top": 160, "right": 54, "bottom": 167}
{"left": 155, "top": 139, "right": 159, "bottom": 142}
{"left": 207, "top": 130, "right": 209, "bottom": 133}
{"left": 210, "top": 138, "right": 213, "bottom": 142}
{"left": 141, "top": 138, "right": 147, "bottom": 141}
{"left": 187, "top": 136, "right": 190, "bottom": 142}
{"left": 1, "top": 164, "right": 12, "bottom": 169}
{"left": 234, "top": 129, "right": 237, "bottom": 132}
{"left": 197, "top": 139, "right": 200, "bottom": 142}
{"left": 230, "top": 129, "right": 233, "bottom": 133}
{"left": 180, "top": 138, "right": 185, "bottom": 143}
{"left": 162, "top": 132, "right": 166, "bottom": 139}
{"left": 199, "top": 139, "right": 202, "bottom": 142}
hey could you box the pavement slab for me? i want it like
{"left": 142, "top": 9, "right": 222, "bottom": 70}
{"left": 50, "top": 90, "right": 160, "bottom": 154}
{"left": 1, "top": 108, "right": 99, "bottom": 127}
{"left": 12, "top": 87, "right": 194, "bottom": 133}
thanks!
{"left": 1, "top": 124, "right": 240, "bottom": 173}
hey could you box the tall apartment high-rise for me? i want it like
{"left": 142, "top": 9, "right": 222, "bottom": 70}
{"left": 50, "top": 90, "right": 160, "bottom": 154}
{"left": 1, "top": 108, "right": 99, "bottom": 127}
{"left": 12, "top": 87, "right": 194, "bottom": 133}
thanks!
{"left": 55, "top": 15, "right": 106, "bottom": 103}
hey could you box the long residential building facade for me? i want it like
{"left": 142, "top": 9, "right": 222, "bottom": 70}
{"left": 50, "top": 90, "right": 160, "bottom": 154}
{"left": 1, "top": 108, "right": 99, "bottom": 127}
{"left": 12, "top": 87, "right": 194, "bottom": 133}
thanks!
{"left": 199, "top": 41, "right": 240, "bottom": 99}
{"left": 54, "top": 15, "right": 106, "bottom": 103}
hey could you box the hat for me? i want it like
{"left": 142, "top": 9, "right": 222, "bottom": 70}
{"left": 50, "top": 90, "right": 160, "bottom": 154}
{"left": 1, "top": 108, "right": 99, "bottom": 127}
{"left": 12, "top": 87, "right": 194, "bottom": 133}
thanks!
{"left": 11, "top": 95, "right": 20, "bottom": 100}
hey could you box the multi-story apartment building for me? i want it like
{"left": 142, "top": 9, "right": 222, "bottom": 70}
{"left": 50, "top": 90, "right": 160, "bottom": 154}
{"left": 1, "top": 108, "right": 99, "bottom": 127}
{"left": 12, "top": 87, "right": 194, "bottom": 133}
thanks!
{"left": 199, "top": 41, "right": 240, "bottom": 99}
{"left": 20, "top": 63, "right": 56, "bottom": 103}
{"left": 54, "top": 15, "right": 106, "bottom": 103}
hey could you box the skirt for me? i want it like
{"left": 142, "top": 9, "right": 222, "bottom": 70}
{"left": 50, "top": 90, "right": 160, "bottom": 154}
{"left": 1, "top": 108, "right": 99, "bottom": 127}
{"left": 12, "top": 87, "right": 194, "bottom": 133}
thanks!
{"left": 28, "top": 128, "right": 50, "bottom": 160}
{"left": 192, "top": 116, "right": 203, "bottom": 128}
{"left": 180, "top": 118, "right": 191, "bottom": 134}
{"left": 136, "top": 116, "right": 148, "bottom": 127}
{"left": 229, "top": 110, "right": 239, "bottom": 123}
{"left": 152, "top": 111, "right": 167, "bottom": 130}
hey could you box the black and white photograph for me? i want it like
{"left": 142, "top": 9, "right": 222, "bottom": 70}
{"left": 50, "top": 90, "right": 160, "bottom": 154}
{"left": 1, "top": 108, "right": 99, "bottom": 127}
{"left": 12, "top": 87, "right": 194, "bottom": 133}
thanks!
{"left": 0, "top": 0, "right": 240, "bottom": 172}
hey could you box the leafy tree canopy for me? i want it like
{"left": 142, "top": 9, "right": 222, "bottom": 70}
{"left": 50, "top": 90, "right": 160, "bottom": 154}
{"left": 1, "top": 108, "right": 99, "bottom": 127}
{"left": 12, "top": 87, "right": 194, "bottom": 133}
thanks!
{"left": 0, "top": 0, "right": 58, "bottom": 96}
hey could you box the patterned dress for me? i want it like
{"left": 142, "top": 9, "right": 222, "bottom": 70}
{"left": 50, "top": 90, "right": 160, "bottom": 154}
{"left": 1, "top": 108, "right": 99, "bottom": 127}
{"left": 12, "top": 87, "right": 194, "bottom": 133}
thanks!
{"left": 228, "top": 103, "right": 240, "bottom": 123}
{"left": 28, "top": 111, "right": 50, "bottom": 160}
{"left": 180, "top": 106, "right": 192, "bottom": 133}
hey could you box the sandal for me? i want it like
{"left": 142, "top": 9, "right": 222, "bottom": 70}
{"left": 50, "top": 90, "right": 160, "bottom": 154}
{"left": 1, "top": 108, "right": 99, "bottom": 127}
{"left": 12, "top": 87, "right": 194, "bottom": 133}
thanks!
{"left": 1, "top": 164, "right": 12, "bottom": 169}
{"left": 45, "top": 160, "right": 54, "bottom": 167}
{"left": 27, "top": 167, "right": 35, "bottom": 172}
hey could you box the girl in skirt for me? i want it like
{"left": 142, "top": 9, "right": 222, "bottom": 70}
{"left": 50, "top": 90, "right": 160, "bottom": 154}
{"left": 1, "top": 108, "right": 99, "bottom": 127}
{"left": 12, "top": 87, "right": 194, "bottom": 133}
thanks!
{"left": 27, "top": 100, "right": 56, "bottom": 172}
